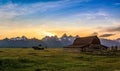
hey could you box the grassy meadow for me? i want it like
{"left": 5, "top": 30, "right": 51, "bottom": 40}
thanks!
{"left": 0, "top": 48, "right": 120, "bottom": 71}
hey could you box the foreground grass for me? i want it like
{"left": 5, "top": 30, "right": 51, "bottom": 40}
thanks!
{"left": 0, "top": 48, "right": 120, "bottom": 71}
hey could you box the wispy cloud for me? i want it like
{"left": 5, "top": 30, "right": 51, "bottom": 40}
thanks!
{"left": 0, "top": 2, "right": 60, "bottom": 20}
{"left": 0, "top": 0, "right": 91, "bottom": 20}
{"left": 100, "top": 34, "right": 115, "bottom": 37}
{"left": 114, "top": 3, "right": 120, "bottom": 6}
{"left": 99, "top": 26, "right": 120, "bottom": 33}
{"left": 105, "top": 26, "right": 120, "bottom": 32}
{"left": 72, "top": 10, "right": 109, "bottom": 20}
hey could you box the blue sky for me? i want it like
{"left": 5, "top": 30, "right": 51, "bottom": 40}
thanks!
{"left": 0, "top": 0, "right": 120, "bottom": 39}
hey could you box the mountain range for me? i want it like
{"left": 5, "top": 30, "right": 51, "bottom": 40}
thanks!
{"left": 0, "top": 34, "right": 120, "bottom": 48}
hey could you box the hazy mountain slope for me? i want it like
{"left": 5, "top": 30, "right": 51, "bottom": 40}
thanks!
{"left": 0, "top": 35, "right": 120, "bottom": 48}
{"left": 100, "top": 39, "right": 120, "bottom": 47}
{"left": 0, "top": 37, "right": 45, "bottom": 48}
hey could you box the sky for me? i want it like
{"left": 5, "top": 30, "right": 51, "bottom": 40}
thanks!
{"left": 0, "top": 0, "right": 120, "bottom": 39}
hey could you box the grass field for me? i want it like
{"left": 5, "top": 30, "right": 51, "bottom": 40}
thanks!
{"left": 0, "top": 48, "right": 120, "bottom": 71}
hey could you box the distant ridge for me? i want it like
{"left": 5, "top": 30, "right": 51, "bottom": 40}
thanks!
{"left": 0, "top": 34, "right": 120, "bottom": 48}
{"left": 100, "top": 38, "right": 120, "bottom": 47}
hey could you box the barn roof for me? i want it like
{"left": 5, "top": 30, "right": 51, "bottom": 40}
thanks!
{"left": 73, "top": 36, "right": 101, "bottom": 45}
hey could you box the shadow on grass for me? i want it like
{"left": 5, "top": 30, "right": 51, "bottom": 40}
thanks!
{"left": 0, "top": 50, "right": 3, "bottom": 52}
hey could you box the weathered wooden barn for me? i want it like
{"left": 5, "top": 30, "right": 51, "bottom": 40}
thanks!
{"left": 64, "top": 36, "right": 108, "bottom": 53}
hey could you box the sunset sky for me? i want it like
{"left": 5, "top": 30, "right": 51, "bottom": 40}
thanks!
{"left": 0, "top": 0, "right": 120, "bottom": 40}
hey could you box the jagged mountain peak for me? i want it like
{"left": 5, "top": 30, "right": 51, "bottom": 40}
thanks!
{"left": 0, "top": 35, "right": 120, "bottom": 48}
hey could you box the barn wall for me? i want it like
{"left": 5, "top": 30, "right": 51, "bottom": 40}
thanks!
{"left": 84, "top": 47, "right": 94, "bottom": 52}
{"left": 64, "top": 45, "right": 108, "bottom": 53}
{"left": 64, "top": 48, "right": 82, "bottom": 53}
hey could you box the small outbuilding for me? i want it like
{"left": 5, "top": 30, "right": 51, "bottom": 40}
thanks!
{"left": 32, "top": 44, "right": 44, "bottom": 50}
{"left": 64, "top": 36, "right": 108, "bottom": 53}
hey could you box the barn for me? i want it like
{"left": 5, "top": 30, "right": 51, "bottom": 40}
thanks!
{"left": 64, "top": 36, "right": 108, "bottom": 53}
